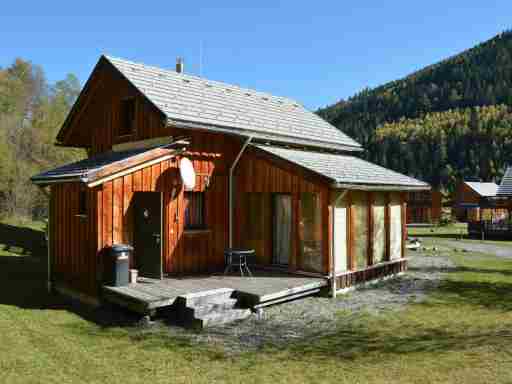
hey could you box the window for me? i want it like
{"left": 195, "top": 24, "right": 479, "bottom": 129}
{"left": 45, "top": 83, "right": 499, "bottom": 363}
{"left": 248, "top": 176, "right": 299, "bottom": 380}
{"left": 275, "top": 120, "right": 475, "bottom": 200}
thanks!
{"left": 78, "top": 189, "right": 87, "bottom": 217}
{"left": 184, "top": 192, "right": 205, "bottom": 229}
{"left": 299, "top": 193, "right": 323, "bottom": 272}
{"left": 119, "top": 98, "right": 136, "bottom": 136}
{"left": 352, "top": 191, "right": 369, "bottom": 270}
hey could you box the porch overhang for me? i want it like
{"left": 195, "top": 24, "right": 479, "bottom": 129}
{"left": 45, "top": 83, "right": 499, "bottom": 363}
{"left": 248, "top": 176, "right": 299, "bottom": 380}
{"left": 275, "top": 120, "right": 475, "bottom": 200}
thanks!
{"left": 31, "top": 139, "right": 188, "bottom": 187}
{"left": 253, "top": 144, "right": 431, "bottom": 192}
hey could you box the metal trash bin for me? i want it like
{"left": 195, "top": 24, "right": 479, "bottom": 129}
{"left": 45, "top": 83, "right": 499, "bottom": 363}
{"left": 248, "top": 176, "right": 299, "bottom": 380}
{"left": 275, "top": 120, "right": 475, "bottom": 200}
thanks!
{"left": 104, "top": 244, "right": 133, "bottom": 286}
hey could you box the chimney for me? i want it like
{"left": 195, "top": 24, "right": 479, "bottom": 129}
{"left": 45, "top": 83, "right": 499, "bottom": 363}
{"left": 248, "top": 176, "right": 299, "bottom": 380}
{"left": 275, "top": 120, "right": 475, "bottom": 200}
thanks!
{"left": 176, "top": 57, "right": 184, "bottom": 74}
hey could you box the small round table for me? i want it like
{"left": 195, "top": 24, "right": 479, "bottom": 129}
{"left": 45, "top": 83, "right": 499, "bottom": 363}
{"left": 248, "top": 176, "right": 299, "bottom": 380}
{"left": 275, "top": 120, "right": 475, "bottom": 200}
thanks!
{"left": 223, "top": 248, "right": 254, "bottom": 277}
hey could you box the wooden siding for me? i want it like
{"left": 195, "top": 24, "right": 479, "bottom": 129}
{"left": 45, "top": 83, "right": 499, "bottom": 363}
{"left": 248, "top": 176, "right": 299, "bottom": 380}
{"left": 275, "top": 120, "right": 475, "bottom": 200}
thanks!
{"left": 406, "top": 190, "right": 442, "bottom": 224}
{"left": 62, "top": 61, "right": 168, "bottom": 154}
{"left": 334, "top": 259, "right": 407, "bottom": 291}
{"left": 94, "top": 136, "right": 236, "bottom": 276}
{"left": 454, "top": 182, "right": 484, "bottom": 222}
{"left": 50, "top": 183, "right": 98, "bottom": 296}
{"left": 51, "top": 127, "right": 241, "bottom": 296}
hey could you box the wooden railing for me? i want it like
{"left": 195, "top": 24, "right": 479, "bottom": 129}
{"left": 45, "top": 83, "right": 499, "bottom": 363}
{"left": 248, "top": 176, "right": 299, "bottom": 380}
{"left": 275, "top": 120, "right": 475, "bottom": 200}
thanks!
{"left": 468, "top": 220, "right": 512, "bottom": 238}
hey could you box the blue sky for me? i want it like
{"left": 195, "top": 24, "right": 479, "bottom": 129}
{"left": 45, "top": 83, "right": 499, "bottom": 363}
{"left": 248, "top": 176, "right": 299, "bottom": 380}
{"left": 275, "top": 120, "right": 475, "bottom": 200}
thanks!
{"left": 1, "top": 1, "right": 511, "bottom": 109}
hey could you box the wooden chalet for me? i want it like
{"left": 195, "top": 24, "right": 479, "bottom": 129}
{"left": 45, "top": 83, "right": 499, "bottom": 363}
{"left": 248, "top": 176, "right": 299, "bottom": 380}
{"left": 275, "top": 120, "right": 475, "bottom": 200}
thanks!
{"left": 406, "top": 189, "right": 442, "bottom": 224}
{"left": 32, "top": 55, "right": 429, "bottom": 312}
{"left": 467, "top": 168, "right": 512, "bottom": 238}
{"left": 454, "top": 180, "right": 505, "bottom": 222}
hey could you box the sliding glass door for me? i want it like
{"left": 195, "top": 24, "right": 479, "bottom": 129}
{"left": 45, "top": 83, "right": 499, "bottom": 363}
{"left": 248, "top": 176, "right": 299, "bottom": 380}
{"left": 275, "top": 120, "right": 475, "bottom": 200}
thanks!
{"left": 273, "top": 194, "right": 292, "bottom": 265}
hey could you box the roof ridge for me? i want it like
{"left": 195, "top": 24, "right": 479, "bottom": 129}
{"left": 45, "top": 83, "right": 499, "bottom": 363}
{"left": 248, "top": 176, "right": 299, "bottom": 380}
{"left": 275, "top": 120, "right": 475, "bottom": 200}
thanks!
{"left": 104, "top": 55, "right": 298, "bottom": 105}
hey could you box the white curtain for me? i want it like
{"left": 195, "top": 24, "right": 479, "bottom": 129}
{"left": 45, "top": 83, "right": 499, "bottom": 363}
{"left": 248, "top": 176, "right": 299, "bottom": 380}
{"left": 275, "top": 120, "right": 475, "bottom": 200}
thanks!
{"left": 274, "top": 195, "right": 291, "bottom": 265}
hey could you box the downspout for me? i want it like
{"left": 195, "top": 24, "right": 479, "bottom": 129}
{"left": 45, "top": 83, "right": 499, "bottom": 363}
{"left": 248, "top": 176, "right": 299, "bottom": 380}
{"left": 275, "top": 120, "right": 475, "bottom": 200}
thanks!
{"left": 37, "top": 186, "right": 52, "bottom": 293}
{"left": 229, "top": 136, "right": 253, "bottom": 248}
{"left": 331, "top": 190, "right": 348, "bottom": 298}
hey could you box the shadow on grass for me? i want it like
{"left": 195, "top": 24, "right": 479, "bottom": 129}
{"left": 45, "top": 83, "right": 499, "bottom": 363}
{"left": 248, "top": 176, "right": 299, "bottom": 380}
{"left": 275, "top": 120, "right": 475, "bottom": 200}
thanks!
{"left": 278, "top": 317, "right": 511, "bottom": 360}
{"left": 0, "top": 223, "right": 142, "bottom": 327}
{"left": 0, "top": 256, "right": 143, "bottom": 327}
{"left": 0, "top": 222, "right": 46, "bottom": 257}
{"left": 435, "top": 278, "right": 512, "bottom": 311}
{"left": 269, "top": 278, "right": 512, "bottom": 359}
{"left": 0, "top": 223, "right": 51, "bottom": 309}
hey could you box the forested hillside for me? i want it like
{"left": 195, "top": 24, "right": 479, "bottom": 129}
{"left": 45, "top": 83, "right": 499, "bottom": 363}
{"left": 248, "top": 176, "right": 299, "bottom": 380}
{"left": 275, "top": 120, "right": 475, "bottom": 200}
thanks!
{"left": 318, "top": 31, "right": 512, "bottom": 192}
{"left": 0, "top": 58, "right": 83, "bottom": 219}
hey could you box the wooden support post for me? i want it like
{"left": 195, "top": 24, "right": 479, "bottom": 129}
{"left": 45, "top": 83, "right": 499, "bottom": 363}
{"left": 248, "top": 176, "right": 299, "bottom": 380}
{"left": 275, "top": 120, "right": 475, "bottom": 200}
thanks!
{"left": 384, "top": 192, "right": 391, "bottom": 262}
{"left": 326, "top": 191, "right": 336, "bottom": 278}
{"left": 367, "top": 192, "right": 374, "bottom": 266}
{"left": 347, "top": 192, "right": 355, "bottom": 270}
{"left": 401, "top": 192, "right": 407, "bottom": 259}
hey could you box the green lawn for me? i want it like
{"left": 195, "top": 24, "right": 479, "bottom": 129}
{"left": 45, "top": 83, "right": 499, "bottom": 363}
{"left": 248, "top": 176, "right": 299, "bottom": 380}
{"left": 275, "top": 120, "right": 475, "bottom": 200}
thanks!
{"left": 408, "top": 222, "right": 512, "bottom": 246}
{"left": 1, "top": 220, "right": 512, "bottom": 383}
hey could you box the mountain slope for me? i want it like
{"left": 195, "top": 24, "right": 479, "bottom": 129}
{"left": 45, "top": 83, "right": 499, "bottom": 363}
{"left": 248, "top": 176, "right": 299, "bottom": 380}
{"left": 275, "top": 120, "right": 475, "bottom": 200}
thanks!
{"left": 318, "top": 30, "right": 512, "bottom": 189}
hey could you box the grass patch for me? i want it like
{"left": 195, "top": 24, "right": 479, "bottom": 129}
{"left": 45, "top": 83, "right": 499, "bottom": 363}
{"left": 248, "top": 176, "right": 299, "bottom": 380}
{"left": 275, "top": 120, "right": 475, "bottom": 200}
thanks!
{"left": 408, "top": 222, "right": 468, "bottom": 238}
{"left": 409, "top": 222, "right": 512, "bottom": 246}
{"left": 1, "top": 220, "right": 512, "bottom": 383}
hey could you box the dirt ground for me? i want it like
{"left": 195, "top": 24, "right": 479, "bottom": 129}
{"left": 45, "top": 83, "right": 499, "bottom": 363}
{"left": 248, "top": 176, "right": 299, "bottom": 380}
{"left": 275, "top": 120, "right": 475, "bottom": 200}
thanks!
{"left": 439, "top": 240, "right": 512, "bottom": 259}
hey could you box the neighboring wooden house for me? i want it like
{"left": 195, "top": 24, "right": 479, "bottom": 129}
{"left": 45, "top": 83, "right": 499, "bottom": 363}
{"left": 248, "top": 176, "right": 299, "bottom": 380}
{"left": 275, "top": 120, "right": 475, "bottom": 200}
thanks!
{"left": 406, "top": 189, "right": 442, "bottom": 224}
{"left": 454, "top": 181, "right": 501, "bottom": 222}
{"left": 467, "top": 168, "right": 512, "bottom": 238}
{"left": 497, "top": 167, "right": 512, "bottom": 198}
{"left": 32, "top": 55, "right": 429, "bottom": 306}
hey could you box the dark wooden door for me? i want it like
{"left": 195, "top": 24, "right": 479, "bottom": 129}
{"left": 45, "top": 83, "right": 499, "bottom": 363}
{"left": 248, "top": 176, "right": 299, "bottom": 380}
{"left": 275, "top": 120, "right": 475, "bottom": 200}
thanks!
{"left": 133, "top": 192, "right": 163, "bottom": 279}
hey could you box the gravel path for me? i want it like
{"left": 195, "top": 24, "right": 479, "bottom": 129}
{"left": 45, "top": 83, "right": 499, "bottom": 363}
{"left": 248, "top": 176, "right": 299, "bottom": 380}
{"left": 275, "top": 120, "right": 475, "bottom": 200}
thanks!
{"left": 158, "top": 252, "right": 455, "bottom": 354}
{"left": 439, "top": 240, "right": 512, "bottom": 259}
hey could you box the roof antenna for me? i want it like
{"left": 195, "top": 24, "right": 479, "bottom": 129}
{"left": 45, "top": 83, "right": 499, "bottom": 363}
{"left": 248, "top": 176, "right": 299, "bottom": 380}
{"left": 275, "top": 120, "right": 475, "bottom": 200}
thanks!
{"left": 199, "top": 40, "right": 203, "bottom": 77}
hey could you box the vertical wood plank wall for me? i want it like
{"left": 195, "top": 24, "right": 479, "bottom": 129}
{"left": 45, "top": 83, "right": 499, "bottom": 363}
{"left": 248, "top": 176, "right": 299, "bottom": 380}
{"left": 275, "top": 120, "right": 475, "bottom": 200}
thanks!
{"left": 51, "top": 130, "right": 240, "bottom": 296}
{"left": 92, "top": 129, "right": 240, "bottom": 278}
{"left": 406, "top": 190, "right": 442, "bottom": 224}
{"left": 67, "top": 63, "right": 169, "bottom": 155}
{"left": 50, "top": 183, "right": 98, "bottom": 296}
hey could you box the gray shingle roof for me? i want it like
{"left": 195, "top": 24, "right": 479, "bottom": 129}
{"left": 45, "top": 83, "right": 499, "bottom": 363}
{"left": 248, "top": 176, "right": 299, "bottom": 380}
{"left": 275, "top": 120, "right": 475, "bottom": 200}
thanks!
{"left": 105, "top": 55, "right": 362, "bottom": 152}
{"left": 497, "top": 167, "right": 512, "bottom": 196}
{"left": 464, "top": 181, "right": 499, "bottom": 197}
{"left": 31, "top": 144, "right": 179, "bottom": 186}
{"left": 255, "top": 145, "right": 429, "bottom": 190}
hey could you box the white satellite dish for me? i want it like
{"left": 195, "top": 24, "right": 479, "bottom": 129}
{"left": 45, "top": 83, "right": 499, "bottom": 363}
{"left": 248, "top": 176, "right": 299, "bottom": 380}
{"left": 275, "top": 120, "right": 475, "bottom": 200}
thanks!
{"left": 179, "top": 157, "right": 196, "bottom": 190}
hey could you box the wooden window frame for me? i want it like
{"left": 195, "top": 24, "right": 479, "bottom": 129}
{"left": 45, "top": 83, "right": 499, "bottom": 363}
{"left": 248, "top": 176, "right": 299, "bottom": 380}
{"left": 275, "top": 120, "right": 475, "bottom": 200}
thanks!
{"left": 75, "top": 188, "right": 88, "bottom": 219}
{"left": 118, "top": 97, "right": 137, "bottom": 138}
{"left": 184, "top": 191, "right": 206, "bottom": 230}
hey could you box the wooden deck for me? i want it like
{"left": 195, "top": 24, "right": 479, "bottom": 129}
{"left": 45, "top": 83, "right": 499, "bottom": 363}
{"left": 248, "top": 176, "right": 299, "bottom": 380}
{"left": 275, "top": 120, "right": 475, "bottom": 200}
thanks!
{"left": 102, "top": 270, "right": 327, "bottom": 314}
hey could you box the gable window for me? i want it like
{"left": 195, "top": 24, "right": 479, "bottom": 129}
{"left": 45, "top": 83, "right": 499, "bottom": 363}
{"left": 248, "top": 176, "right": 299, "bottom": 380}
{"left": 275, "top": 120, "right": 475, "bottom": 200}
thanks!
{"left": 184, "top": 192, "right": 205, "bottom": 229}
{"left": 77, "top": 189, "right": 88, "bottom": 218}
{"left": 119, "top": 98, "right": 136, "bottom": 136}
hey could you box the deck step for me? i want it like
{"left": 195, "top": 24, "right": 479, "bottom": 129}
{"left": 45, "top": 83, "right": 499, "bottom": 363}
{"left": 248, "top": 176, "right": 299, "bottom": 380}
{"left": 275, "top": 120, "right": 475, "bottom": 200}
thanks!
{"left": 175, "top": 288, "right": 235, "bottom": 308}
{"left": 183, "top": 298, "right": 238, "bottom": 319}
{"left": 174, "top": 288, "right": 253, "bottom": 328}
{"left": 191, "top": 308, "right": 252, "bottom": 328}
